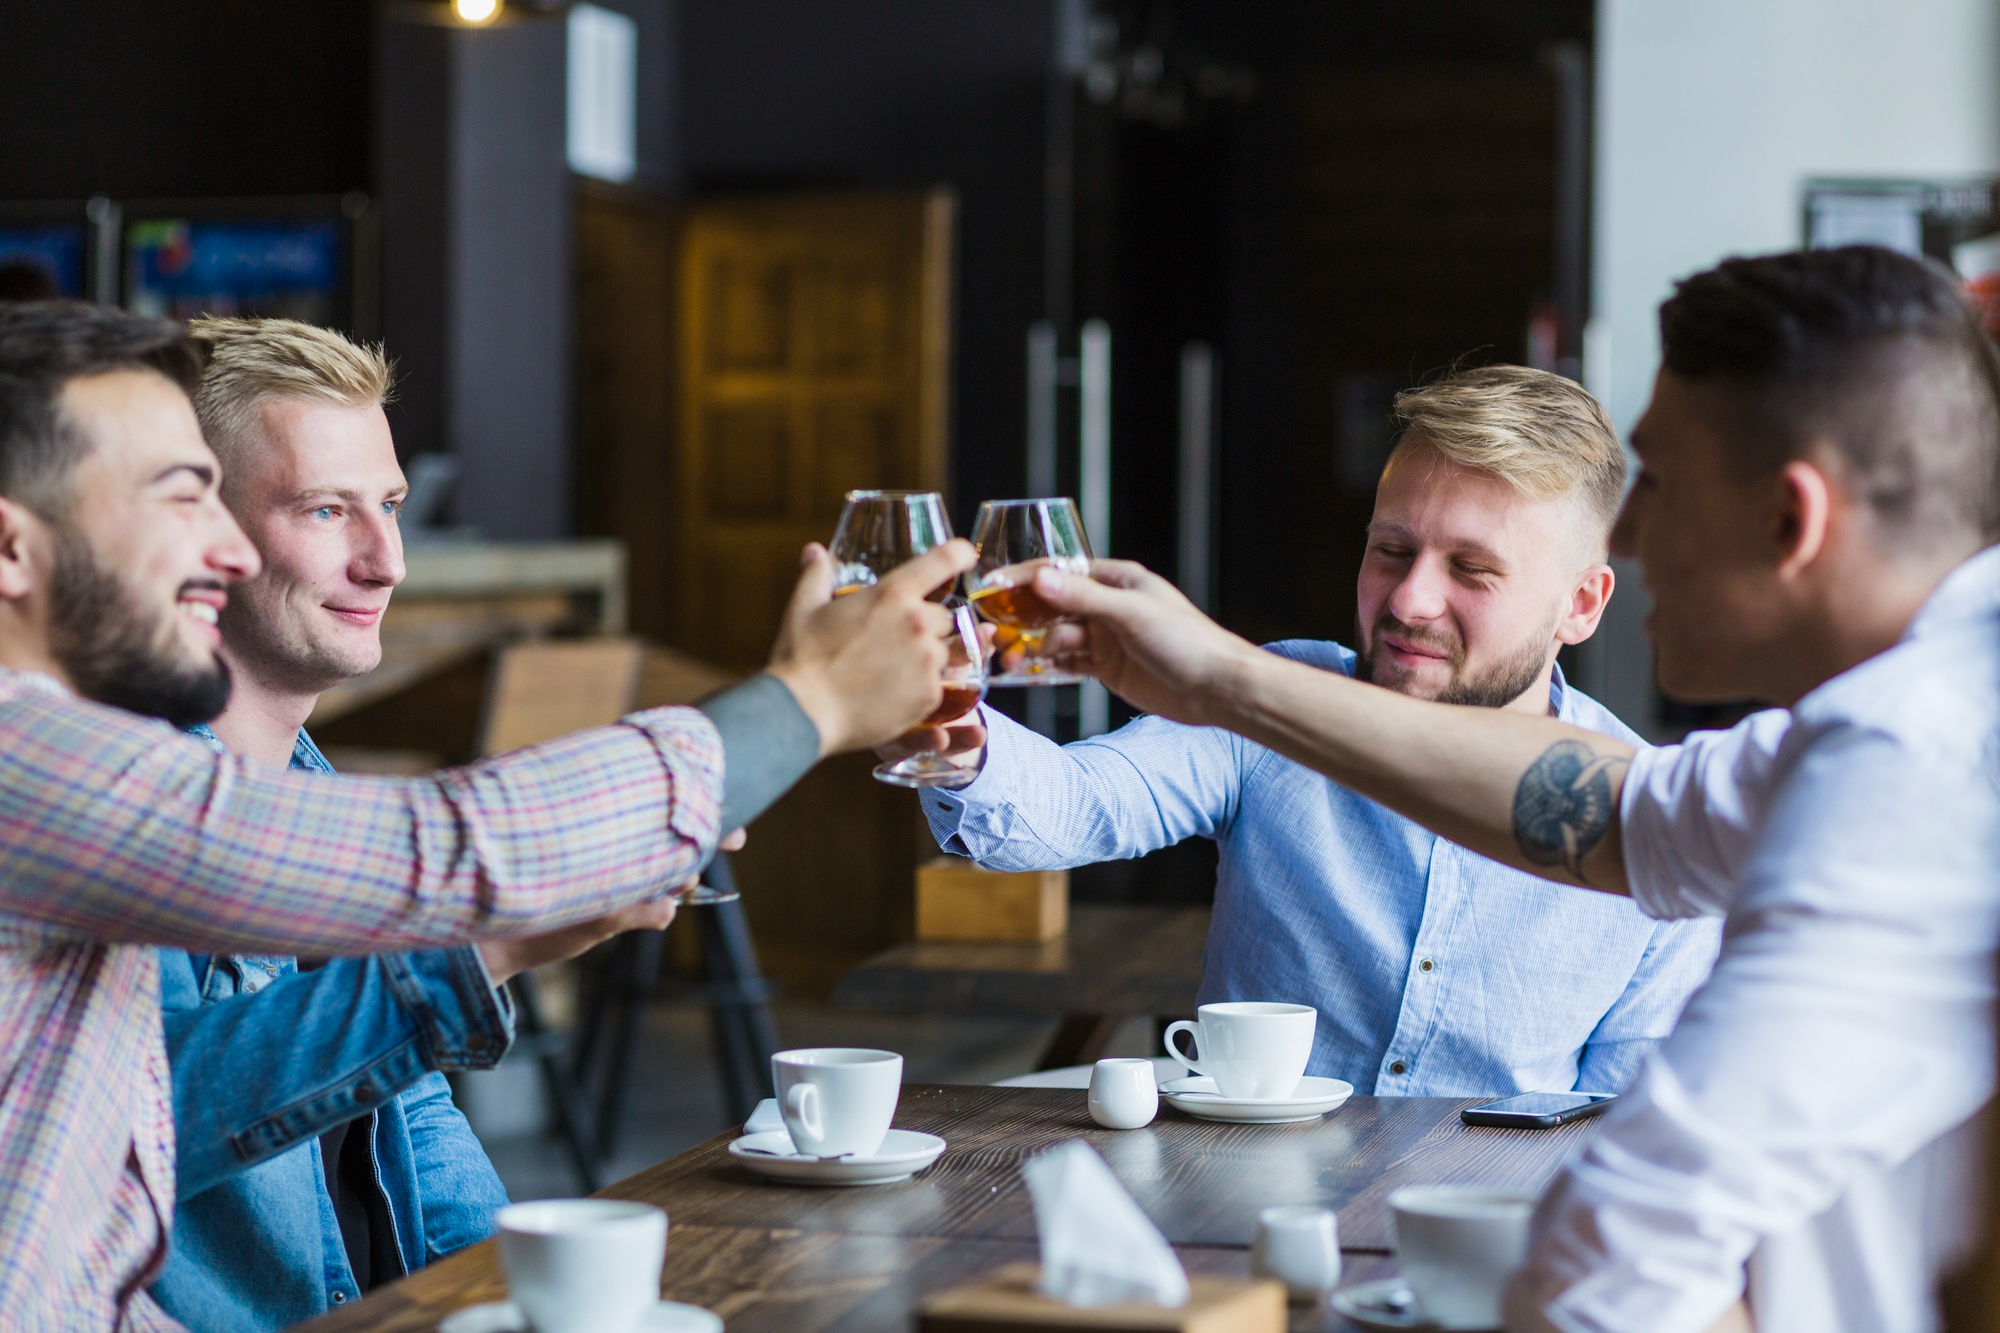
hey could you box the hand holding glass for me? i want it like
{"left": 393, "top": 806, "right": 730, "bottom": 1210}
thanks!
{"left": 872, "top": 602, "right": 988, "bottom": 788}
{"left": 968, "top": 498, "right": 1093, "bottom": 686}
{"left": 826, "top": 489, "right": 983, "bottom": 788}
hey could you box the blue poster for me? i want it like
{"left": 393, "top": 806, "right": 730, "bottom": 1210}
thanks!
{"left": 126, "top": 218, "right": 344, "bottom": 325}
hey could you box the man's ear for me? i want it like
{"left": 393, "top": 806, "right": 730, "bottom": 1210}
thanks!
{"left": 1771, "top": 458, "right": 1834, "bottom": 580}
{"left": 0, "top": 497, "right": 47, "bottom": 604}
{"left": 1555, "top": 562, "right": 1616, "bottom": 646}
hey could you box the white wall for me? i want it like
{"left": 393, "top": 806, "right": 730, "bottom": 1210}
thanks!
{"left": 1577, "top": 0, "right": 2000, "bottom": 734}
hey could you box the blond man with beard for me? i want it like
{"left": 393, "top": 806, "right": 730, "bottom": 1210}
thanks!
{"left": 899, "top": 367, "right": 1720, "bottom": 1096}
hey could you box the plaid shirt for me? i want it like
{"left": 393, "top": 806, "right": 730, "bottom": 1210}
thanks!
{"left": 0, "top": 669, "right": 723, "bottom": 1331}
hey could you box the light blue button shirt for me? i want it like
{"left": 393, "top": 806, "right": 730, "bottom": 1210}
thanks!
{"left": 923, "top": 641, "right": 1721, "bottom": 1096}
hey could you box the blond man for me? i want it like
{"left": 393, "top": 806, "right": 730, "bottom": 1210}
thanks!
{"left": 152, "top": 319, "right": 704, "bottom": 1330}
{"left": 903, "top": 366, "right": 1721, "bottom": 1093}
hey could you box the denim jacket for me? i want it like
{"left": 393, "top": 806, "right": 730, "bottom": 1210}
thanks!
{"left": 149, "top": 727, "right": 515, "bottom": 1332}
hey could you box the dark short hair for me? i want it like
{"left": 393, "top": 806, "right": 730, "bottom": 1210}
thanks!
{"left": 1659, "top": 245, "right": 2000, "bottom": 548}
{"left": 0, "top": 301, "right": 204, "bottom": 518}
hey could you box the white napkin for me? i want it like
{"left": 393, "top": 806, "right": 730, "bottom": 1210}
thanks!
{"left": 742, "top": 1098, "right": 785, "bottom": 1136}
{"left": 1022, "top": 1140, "right": 1191, "bottom": 1308}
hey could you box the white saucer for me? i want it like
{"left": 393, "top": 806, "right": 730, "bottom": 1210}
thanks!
{"left": 439, "top": 1299, "right": 723, "bottom": 1333}
{"left": 729, "top": 1128, "right": 946, "bottom": 1185}
{"left": 1328, "top": 1278, "right": 1440, "bottom": 1330}
{"left": 1159, "top": 1074, "right": 1354, "bottom": 1123}
{"left": 1329, "top": 1277, "right": 1501, "bottom": 1331}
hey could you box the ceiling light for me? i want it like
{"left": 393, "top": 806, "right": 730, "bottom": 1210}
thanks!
{"left": 455, "top": 0, "right": 500, "bottom": 24}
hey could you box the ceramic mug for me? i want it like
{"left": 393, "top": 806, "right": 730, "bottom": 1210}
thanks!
{"left": 1163, "top": 1001, "right": 1316, "bottom": 1099}
{"left": 771, "top": 1047, "right": 903, "bottom": 1158}
{"left": 1389, "top": 1186, "right": 1536, "bottom": 1329}
{"left": 496, "top": 1199, "right": 666, "bottom": 1333}
{"left": 1087, "top": 1057, "right": 1159, "bottom": 1129}
{"left": 1252, "top": 1204, "right": 1341, "bottom": 1301}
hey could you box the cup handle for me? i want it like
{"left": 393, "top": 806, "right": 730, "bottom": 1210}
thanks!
{"left": 784, "top": 1082, "right": 823, "bottom": 1152}
{"left": 1163, "top": 1020, "right": 1206, "bottom": 1077}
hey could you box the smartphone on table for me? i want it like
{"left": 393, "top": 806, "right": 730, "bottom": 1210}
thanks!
{"left": 1460, "top": 1091, "right": 1616, "bottom": 1129}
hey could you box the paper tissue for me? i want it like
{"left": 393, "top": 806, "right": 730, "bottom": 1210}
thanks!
{"left": 917, "top": 1141, "right": 1284, "bottom": 1333}
{"left": 1026, "top": 1141, "right": 1190, "bottom": 1307}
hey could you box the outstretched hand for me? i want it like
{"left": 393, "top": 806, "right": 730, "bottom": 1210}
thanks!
{"left": 766, "top": 539, "right": 976, "bottom": 754}
{"left": 476, "top": 829, "right": 748, "bottom": 984}
{"left": 1031, "top": 559, "right": 1263, "bottom": 725}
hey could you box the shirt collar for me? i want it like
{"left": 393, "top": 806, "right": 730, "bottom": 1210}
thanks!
{"left": 184, "top": 720, "right": 334, "bottom": 774}
{"left": 0, "top": 667, "right": 72, "bottom": 699}
{"left": 1904, "top": 543, "right": 2000, "bottom": 642}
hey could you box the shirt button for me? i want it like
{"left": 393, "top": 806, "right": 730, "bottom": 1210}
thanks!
{"left": 1389, "top": 1061, "right": 1407, "bottom": 1075}
{"left": 353, "top": 1082, "right": 376, "bottom": 1104}
{"left": 331, "top": 1292, "right": 347, "bottom": 1304}
{"left": 1419, "top": 959, "right": 1435, "bottom": 973}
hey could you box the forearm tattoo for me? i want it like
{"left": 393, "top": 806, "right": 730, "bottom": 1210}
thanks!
{"left": 1511, "top": 740, "right": 1628, "bottom": 883}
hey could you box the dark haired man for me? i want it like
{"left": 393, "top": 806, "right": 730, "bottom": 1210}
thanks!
{"left": 0, "top": 300, "right": 973, "bottom": 1329}
{"left": 1021, "top": 246, "right": 2000, "bottom": 1332}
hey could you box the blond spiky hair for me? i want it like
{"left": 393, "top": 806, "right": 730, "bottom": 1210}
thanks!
{"left": 1388, "top": 365, "right": 1627, "bottom": 535}
{"left": 186, "top": 317, "right": 393, "bottom": 475}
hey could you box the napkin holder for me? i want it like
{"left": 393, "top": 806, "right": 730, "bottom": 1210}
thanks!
{"left": 916, "top": 859, "right": 1068, "bottom": 941}
{"left": 917, "top": 1263, "right": 1284, "bottom": 1333}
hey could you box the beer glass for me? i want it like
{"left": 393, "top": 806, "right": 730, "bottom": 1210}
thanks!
{"left": 968, "top": 498, "right": 1092, "bottom": 686}
{"left": 872, "top": 602, "right": 989, "bottom": 788}
{"left": 829, "top": 490, "right": 953, "bottom": 594}
{"left": 687, "top": 489, "right": 951, "bottom": 902}
{"left": 826, "top": 490, "right": 986, "bottom": 788}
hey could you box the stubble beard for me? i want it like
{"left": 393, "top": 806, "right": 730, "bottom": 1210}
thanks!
{"left": 48, "top": 527, "right": 233, "bottom": 728}
{"left": 216, "top": 584, "right": 381, "bottom": 699}
{"left": 1353, "top": 609, "right": 1558, "bottom": 710}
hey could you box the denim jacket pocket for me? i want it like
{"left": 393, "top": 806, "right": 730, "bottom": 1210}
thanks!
{"left": 227, "top": 1042, "right": 431, "bottom": 1168}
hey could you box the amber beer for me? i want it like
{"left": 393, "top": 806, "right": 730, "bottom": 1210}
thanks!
{"left": 920, "top": 683, "right": 985, "bottom": 728}
{"left": 967, "top": 577, "right": 1065, "bottom": 629}
{"left": 834, "top": 580, "right": 955, "bottom": 602}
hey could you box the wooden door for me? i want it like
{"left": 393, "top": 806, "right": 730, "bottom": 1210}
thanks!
{"left": 676, "top": 190, "right": 954, "bottom": 670}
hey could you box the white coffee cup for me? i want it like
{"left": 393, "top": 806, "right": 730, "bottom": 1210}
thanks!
{"left": 496, "top": 1199, "right": 666, "bottom": 1333}
{"left": 1087, "top": 1057, "right": 1159, "bottom": 1129}
{"left": 771, "top": 1047, "right": 902, "bottom": 1158}
{"left": 1163, "top": 1001, "right": 1316, "bottom": 1099}
{"left": 1389, "top": 1186, "right": 1535, "bottom": 1329}
{"left": 1251, "top": 1204, "right": 1341, "bottom": 1301}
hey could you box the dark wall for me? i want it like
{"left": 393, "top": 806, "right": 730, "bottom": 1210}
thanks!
{"left": 1097, "top": 0, "right": 1593, "bottom": 646}
{"left": 679, "top": 0, "right": 1055, "bottom": 532}
{"left": 0, "top": 0, "right": 372, "bottom": 200}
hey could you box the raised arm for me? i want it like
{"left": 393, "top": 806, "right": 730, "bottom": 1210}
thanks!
{"left": 920, "top": 704, "right": 1248, "bottom": 871}
{"left": 0, "top": 540, "right": 974, "bottom": 955}
{"left": 1033, "top": 560, "right": 1635, "bottom": 894}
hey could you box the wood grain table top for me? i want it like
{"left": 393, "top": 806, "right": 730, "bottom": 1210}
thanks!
{"left": 301, "top": 1084, "right": 1596, "bottom": 1332}
{"left": 602, "top": 1085, "right": 1595, "bottom": 1252}
{"left": 301, "top": 1225, "right": 1398, "bottom": 1333}
{"left": 831, "top": 905, "right": 1211, "bottom": 1016}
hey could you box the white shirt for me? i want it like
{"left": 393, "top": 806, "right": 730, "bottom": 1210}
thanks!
{"left": 1513, "top": 545, "right": 2000, "bottom": 1333}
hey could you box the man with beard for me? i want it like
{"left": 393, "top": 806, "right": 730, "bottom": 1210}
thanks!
{"left": 151, "top": 318, "right": 717, "bottom": 1329}
{"left": 0, "top": 300, "right": 971, "bottom": 1330}
{"left": 900, "top": 366, "right": 1719, "bottom": 1095}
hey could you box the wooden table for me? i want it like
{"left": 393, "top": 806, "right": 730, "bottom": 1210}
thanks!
{"left": 832, "top": 906, "right": 1211, "bottom": 1069}
{"left": 303, "top": 1084, "right": 1600, "bottom": 1332}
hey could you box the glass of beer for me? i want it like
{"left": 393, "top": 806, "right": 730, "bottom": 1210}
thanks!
{"left": 968, "top": 498, "right": 1092, "bottom": 686}
{"left": 829, "top": 490, "right": 953, "bottom": 594}
{"left": 872, "top": 601, "right": 990, "bottom": 788}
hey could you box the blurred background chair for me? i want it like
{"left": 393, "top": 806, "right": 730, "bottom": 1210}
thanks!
{"left": 480, "top": 637, "right": 778, "bottom": 1192}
